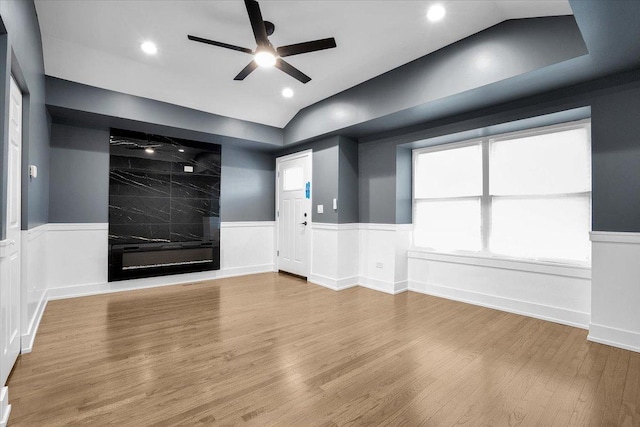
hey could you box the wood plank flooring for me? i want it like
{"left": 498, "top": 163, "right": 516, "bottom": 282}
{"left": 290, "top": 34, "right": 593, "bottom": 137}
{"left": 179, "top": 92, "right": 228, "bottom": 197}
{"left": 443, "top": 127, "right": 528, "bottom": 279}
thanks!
{"left": 7, "top": 272, "right": 640, "bottom": 426}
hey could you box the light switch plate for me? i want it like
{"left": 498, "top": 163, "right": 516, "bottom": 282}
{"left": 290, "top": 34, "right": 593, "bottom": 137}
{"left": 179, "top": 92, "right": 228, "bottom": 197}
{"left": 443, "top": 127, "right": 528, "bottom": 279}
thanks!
{"left": 317, "top": 204, "right": 324, "bottom": 214}
{"left": 333, "top": 198, "right": 337, "bottom": 210}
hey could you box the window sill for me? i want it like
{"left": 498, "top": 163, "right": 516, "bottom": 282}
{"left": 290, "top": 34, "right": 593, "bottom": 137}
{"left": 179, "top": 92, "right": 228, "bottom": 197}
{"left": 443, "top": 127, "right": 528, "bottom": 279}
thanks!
{"left": 407, "top": 248, "right": 591, "bottom": 279}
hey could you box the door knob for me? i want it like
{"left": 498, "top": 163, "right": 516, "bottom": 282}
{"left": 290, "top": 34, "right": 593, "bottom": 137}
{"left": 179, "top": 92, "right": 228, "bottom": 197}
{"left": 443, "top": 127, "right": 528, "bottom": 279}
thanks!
{"left": 300, "top": 221, "right": 308, "bottom": 226}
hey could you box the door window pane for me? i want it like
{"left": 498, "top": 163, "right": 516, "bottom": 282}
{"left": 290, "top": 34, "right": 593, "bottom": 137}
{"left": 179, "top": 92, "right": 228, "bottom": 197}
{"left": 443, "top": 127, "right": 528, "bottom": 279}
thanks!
{"left": 283, "top": 167, "right": 303, "bottom": 191}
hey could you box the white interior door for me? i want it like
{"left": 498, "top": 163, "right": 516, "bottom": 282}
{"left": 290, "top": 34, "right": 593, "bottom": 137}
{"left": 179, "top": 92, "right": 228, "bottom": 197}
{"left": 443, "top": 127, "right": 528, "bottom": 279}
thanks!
{"left": 1, "top": 77, "right": 23, "bottom": 387}
{"left": 276, "top": 151, "right": 312, "bottom": 277}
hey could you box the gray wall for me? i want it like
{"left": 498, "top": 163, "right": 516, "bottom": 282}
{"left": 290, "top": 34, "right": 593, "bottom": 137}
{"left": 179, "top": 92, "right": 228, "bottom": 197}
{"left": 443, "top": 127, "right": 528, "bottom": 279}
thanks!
{"left": 0, "top": 0, "right": 50, "bottom": 233}
{"left": 359, "top": 140, "right": 397, "bottom": 224}
{"left": 357, "top": 68, "right": 640, "bottom": 230}
{"left": 395, "top": 148, "right": 412, "bottom": 224}
{"left": 284, "top": 16, "right": 589, "bottom": 145}
{"left": 591, "top": 80, "right": 640, "bottom": 232}
{"left": 46, "top": 77, "right": 283, "bottom": 149}
{"left": 338, "top": 137, "right": 358, "bottom": 224}
{"left": 221, "top": 146, "right": 275, "bottom": 222}
{"left": 49, "top": 123, "right": 109, "bottom": 223}
{"left": 277, "top": 136, "right": 360, "bottom": 224}
{"left": 311, "top": 142, "right": 339, "bottom": 224}
{"left": 48, "top": 122, "right": 275, "bottom": 223}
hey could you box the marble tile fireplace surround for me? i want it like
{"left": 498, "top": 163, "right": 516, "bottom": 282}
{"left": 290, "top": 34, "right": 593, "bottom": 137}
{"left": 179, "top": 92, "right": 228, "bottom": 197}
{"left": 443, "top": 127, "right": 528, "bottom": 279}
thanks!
{"left": 108, "top": 129, "right": 221, "bottom": 281}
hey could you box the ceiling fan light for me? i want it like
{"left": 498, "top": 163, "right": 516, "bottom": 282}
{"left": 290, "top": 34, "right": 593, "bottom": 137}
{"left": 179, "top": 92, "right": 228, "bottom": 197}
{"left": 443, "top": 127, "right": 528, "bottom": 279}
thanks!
{"left": 254, "top": 50, "right": 277, "bottom": 68}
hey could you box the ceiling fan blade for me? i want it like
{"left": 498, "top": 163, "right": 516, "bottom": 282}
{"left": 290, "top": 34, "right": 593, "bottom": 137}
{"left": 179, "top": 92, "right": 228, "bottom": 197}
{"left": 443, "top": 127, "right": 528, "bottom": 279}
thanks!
{"left": 277, "top": 38, "right": 337, "bottom": 57}
{"left": 275, "top": 58, "right": 311, "bottom": 84}
{"left": 188, "top": 35, "right": 253, "bottom": 54}
{"left": 245, "top": 0, "right": 269, "bottom": 47}
{"left": 234, "top": 61, "right": 259, "bottom": 81}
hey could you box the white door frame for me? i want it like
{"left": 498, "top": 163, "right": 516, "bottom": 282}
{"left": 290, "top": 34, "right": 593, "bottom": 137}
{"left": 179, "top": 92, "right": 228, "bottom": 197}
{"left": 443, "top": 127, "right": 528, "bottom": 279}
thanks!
{"left": 275, "top": 150, "right": 312, "bottom": 277}
{"left": 1, "top": 74, "right": 23, "bottom": 426}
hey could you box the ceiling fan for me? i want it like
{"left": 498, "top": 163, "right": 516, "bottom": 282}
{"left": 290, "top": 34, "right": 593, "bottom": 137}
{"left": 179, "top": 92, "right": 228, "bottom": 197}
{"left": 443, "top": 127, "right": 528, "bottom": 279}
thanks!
{"left": 187, "top": 0, "right": 337, "bottom": 84}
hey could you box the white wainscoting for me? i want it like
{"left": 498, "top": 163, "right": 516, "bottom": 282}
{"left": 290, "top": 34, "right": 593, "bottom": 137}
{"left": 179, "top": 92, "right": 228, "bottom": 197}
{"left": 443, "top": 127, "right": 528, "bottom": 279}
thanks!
{"left": 358, "top": 224, "right": 412, "bottom": 294}
{"left": 46, "top": 222, "right": 276, "bottom": 300}
{"left": 220, "top": 221, "right": 276, "bottom": 276}
{"left": 408, "top": 250, "right": 591, "bottom": 329}
{"left": 46, "top": 223, "right": 109, "bottom": 299}
{"left": 0, "top": 386, "right": 9, "bottom": 427}
{"left": 27, "top": 222, "right": 640, "bottom": 355}
{"left": 308, "top": 223, "right": 359, "bottom": 290}
{"left": 20, "top": 225, "right": 48, "bottom": 353}
{"left": 0, "top": 240, "right": 11, "bottom": 427}
{"left": 589, "top": 232, "right": 640, "bottom": 352}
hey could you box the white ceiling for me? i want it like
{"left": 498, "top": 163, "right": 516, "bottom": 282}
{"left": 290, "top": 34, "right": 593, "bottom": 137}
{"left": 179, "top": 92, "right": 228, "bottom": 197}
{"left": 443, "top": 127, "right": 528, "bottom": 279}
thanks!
{"left": 35, "top": 0, "right": 572, "bottom": 128}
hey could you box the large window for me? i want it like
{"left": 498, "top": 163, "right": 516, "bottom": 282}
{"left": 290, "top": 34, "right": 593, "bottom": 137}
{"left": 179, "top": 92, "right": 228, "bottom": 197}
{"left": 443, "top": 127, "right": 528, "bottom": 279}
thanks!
{"left": 413, "top": 122, "right": 591, "bottom": 265}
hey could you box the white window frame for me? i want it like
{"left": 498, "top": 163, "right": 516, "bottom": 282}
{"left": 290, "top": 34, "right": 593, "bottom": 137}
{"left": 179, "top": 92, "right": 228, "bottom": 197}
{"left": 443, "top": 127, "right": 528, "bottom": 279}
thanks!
{"left": 412, "top": 119, "right": 592, "bottom": 268}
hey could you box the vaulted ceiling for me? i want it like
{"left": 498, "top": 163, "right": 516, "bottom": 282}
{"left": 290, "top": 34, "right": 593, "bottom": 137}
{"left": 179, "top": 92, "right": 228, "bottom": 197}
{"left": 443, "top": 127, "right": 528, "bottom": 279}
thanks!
{"left": 34, "top": 0, "right": 572, "bottom": 128}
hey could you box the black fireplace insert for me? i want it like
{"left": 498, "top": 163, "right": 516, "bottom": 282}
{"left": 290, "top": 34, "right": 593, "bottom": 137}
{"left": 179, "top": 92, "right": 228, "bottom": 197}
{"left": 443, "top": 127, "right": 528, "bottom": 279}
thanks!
{"left": 108, "top": 129, "right": 221, "bottom": 282}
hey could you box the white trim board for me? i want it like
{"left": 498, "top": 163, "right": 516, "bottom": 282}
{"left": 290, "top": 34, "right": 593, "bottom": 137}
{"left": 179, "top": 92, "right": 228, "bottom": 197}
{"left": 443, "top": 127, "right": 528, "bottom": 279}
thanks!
{"left": 409, "top": 280, "right": 590, "bottom": 329}
{"left": 48, "top": 264, "right": 276, "bottom": 301}
{"left": 47, "top": 223, "right": 108, "bottom": 231}
{"left": 21, "top": 291, "right": 47, "bottom": 353}
{"left": 588, "top": 323, "right": 640, "bottom": 353}
{"left": 590, "top": 231, "right": 640, "bottom": 244}
{"left": 307, "top": 273, "right": 358, "bottom": 291}
{"left": 408, "top": 250, "right": 590, "bottom": 279}
{"left": 220, "top": 221, "right": 275, "bottom": 228}
{"left": 0, "top": 387, "right": 10, "bottom": 427}
{"left": 359, "top": 277, "right": 408, "bottom": 295}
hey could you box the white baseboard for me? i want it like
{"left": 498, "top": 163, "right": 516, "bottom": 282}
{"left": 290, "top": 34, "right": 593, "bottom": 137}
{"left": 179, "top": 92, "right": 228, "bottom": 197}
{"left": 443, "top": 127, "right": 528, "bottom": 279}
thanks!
{"left": 21, "top": 291, "right": 48, "bottom": 353}
{"left": 48, "top": 264, "right": 275, "bottom": 301}
{"left": 588, "top": 323, "right": 640, "bottom": 353}
{"left": 308, "top": 273, "right": 358, "bottom": 291}
{"left": 0, "top": 387, "right": 10, "bottom": 427}
{"left": 409, "top": 280, "right": 590, "bottom": 329}
{"left": 358, "top": 277, "right": 408, "bottom": 295}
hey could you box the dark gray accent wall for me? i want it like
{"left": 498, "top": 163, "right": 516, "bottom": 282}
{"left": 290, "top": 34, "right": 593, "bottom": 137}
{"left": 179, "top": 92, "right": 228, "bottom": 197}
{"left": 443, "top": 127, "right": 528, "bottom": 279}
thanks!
{"left": 395, "top": 148, "right": 412, "bottom": 224}
{"left": 277, "top": 136, "right": 359, "bottom": 224}
{"left": 284, "top": 16, "right": 589, "bottom": 145}
{"left": 49, "top": 123, "right": 109, "bottom": 223}
{"left": 0, "top": 32, "right": 8, "bottom": 239}
{"left": 0, "top": 0, "right": 50, "bottom": 232}
{"left": 357, "top": 68, "right": 640, "bottom": 231}
{"left": 359, "top": 140, "right": 397, "bottom": 224}
{"left": 590, "top": 80, "right": 640, "bottom": 232}
{"left": 311, "top": 140, "right": 339, "bottom": 224}
{"left": 46, "top": 77, "right": 283, "bottom": 149}
{"left": 338, "top": 137, "right": 358, "bottom": 224}
{"left": 221, "top": 146, "right": 275, "bottom": 222}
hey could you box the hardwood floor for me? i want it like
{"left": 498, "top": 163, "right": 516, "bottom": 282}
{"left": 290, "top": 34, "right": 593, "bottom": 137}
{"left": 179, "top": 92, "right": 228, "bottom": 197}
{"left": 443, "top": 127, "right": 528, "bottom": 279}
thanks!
{"left": 7, "top": 272, "right": 640, "bottom": 426}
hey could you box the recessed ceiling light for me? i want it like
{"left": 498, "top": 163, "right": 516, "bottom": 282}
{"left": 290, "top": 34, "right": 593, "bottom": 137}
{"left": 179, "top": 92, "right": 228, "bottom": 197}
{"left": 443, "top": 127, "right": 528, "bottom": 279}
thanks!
{"left": 145, "top": 147, "right": 155, "bottom": 154}
{"left": 282, "top": 87, "right": 294, "bottom": 98}
{"left": 427, "top": 4, "right": 446, "bottom": 22}
{"left": 178, "top": 148, "right": 185, "bottom": 153}
{"left": 254, "top": 50, "right": 276, "bottom": 68}
{"left": 141, "top": 41, "right": 158, "bottom": 55}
